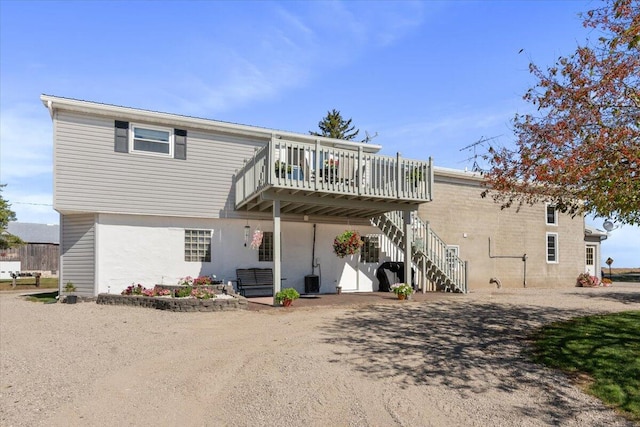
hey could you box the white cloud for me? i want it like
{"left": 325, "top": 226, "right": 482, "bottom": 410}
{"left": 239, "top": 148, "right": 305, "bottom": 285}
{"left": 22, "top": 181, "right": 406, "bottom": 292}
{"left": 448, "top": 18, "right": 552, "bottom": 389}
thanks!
{"left": 0, "top": 103, "right": 56, "bottom": 224}
{"left": 166, "top": 2, "right": 428, "bottom": 117}
{"left": 2, "top": 189, "right": 57, "bottom": 224}
{"left": 0, "top": 103, "right": 52, "bottom": 181}
{"left": 378, "top": 106, "right": 516, "bottom": 164}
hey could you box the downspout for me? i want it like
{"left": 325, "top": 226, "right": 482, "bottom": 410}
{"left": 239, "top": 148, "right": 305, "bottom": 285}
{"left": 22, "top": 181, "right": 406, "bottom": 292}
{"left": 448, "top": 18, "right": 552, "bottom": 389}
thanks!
{"left": 311, "top": 224, "right": 316, "bottom": 275}
{"left": 488, "top": 237, "right": 528, "bottom": 287}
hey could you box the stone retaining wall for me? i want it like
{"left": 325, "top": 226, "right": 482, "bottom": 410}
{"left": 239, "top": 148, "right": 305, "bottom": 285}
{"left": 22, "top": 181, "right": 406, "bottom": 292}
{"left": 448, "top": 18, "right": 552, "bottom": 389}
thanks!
{"left": 96, "top": 294, "right": 248, "bottom": 312}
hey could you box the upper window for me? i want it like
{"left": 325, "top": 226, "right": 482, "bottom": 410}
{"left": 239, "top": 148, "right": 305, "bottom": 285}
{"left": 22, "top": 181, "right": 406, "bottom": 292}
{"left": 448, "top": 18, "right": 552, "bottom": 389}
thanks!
{"left": 185, "top": 229, "right": 211, "bottom": 262}
{"left": 546, "top": 232, "right": 558, "bottom": 263}
{"left": 114, "top": 121, "right": 187, "bottom": 160}
{"left": 360, "top": 235, "right": 380, "bottom": 263}
{"left": 546, "top": 204, "right": 558, "bottom": 225}
{"left": 131, "top": 125, "right": 173, "bottom": 157}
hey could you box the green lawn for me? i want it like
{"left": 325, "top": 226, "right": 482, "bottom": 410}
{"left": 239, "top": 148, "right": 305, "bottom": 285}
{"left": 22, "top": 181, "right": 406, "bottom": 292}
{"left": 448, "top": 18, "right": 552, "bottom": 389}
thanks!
{"left": 531, "top": 311, "right": 640, "bottom": 422}
{"left": 24, "top": 291, "right": 59, "bottom": 303}
{"left": 0, "top": 277, "right": 59, "bottom": 291}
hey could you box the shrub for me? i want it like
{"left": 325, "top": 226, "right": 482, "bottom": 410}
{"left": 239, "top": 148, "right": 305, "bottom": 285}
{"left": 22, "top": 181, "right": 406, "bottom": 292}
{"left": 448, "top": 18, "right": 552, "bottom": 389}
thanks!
{"left": 175, "top": 286, "right": 193, "bottom": 298}
{"left": 576, "top": 273, "right": 600, "bottom": 287}
{"left": 122, "top": 284, "right": 144, "bottom": 295}
{"left": 275, "top": 288, "right": 300, "bottom": 304}
{"left": 192, "top": 276, "right": 213, "bottom": 286}
{"left": 191, "top": 287, "right": 216, "bottom": 299}
{"left": 142, "top": 286, "right": 171, "bottom": 297}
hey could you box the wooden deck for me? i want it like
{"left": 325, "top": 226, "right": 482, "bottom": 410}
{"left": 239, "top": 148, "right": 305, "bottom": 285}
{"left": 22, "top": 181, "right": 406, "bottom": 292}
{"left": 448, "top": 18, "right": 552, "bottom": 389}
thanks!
{"left": 234, "top": 138, "right": 434, "bottom": 218}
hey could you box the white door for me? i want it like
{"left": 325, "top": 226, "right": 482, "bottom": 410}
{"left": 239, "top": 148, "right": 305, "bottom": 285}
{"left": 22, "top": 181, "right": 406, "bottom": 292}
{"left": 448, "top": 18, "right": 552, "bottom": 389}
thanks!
{"left": 585, "top": 244, "right": 596, "bottom": 276}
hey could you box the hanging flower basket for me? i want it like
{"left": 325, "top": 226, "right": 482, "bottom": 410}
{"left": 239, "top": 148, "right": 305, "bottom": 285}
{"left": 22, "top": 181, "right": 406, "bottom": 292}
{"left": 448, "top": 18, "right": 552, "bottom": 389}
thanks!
{"left": 333, "top": 230, "right": 363, "bottom": 258}
{"left": 250, "top": 229, "right": 263, "bottom": 250}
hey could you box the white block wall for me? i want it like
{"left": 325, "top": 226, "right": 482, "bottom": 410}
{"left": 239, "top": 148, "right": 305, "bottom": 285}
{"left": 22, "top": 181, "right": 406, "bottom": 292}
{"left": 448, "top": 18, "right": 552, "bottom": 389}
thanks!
{"left": 95, "top": 213, "right": 383, "bottom": 295}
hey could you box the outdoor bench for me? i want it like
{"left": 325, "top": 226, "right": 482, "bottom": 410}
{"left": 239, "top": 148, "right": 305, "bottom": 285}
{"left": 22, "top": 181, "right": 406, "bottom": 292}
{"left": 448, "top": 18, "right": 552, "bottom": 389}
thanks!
{"left": 10, "top": 272, "right": 41, "bottom": 288}
{"left": 235, "top": 268, "right": 275, "bottom": 297}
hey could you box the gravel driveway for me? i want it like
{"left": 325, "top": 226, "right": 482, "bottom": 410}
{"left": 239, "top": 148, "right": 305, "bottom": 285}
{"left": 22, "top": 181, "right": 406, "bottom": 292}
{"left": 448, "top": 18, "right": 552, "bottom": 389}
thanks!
{"left": 1, "top": 285, "right": 638, "bottom": 426}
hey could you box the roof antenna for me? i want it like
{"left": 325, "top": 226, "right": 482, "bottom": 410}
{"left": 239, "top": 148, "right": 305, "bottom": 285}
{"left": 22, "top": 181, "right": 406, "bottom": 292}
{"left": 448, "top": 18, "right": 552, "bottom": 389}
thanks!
{"left": 458, "top": 135, "right": 501, "bottom": 173}
{"left": 363, "top": 131, "right": 378, "bottom": 143}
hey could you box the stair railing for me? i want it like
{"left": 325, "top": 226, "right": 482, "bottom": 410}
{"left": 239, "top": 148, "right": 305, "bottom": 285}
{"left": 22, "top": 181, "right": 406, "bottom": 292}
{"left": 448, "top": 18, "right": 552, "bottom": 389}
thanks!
{"left": 373, "top": 211, "right": 467, "bottom": 293}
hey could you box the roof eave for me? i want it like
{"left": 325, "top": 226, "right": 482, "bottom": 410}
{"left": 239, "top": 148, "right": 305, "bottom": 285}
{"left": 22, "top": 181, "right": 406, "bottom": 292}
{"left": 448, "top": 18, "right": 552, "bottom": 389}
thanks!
{"left": 40, "top": 95, "right": 382, "bottom": 153}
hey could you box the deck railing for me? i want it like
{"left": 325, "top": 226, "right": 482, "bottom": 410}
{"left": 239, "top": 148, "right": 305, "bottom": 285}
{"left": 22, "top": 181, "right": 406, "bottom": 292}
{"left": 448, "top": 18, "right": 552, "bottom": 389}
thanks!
{"left": 235, "top": 138, "right": 433, "bottom": 207}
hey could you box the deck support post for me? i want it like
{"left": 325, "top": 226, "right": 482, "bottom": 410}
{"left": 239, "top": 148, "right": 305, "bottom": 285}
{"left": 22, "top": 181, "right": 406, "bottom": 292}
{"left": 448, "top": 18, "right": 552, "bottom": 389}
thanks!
{"left": 403, "top": 209, "right": 413, "bottom": 288}
{"left": 272, "top": 199, "right": 282, "bottom": 306}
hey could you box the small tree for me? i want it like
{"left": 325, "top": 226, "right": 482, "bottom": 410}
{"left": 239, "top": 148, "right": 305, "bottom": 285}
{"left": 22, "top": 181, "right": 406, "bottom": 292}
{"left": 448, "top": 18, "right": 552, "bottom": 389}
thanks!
{"left": 310, "top": 109, "right": 360, "bottom": 141}
{"left": 0, "top": 185, "right": 23, "bottom": 250}
{"left": 483, "top": 0, "right": 640, "bottom": 226}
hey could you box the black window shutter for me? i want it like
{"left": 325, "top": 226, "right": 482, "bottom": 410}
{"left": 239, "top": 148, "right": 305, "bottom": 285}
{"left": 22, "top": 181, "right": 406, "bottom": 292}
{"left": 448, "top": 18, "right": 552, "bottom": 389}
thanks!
{"left": 174, "top": 129, "right": 187, "bottom": 160}
{"left": 114, "top": 121, "right": 129, "bottom": 153}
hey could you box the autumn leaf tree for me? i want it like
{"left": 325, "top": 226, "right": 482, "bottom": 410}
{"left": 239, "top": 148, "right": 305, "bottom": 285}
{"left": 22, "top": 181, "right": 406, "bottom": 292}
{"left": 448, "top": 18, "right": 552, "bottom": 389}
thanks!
{"left": 0, "top": 185, "right": 24, "bottom": 250}
{"left": 483, "top": 0, "right": 640, "bottom": 226}
{"left": 310, "top": 109, "right": 360, "bottom": 141}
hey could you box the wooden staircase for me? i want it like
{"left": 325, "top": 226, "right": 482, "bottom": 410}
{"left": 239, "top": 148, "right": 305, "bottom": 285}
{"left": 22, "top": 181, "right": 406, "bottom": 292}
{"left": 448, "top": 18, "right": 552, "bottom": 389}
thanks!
{"left": 372, "top": 211, "right": 468, "bottom": 293}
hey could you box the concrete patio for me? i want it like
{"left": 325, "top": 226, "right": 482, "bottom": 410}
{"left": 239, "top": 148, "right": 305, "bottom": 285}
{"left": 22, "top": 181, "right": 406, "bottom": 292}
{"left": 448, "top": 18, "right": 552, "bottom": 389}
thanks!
{"left": 246, "top": 290, "right": 462, "bottom": 311}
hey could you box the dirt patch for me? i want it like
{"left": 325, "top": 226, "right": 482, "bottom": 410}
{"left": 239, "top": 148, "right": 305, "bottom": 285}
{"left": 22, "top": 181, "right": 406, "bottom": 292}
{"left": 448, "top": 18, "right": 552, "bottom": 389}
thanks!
{"left": 1, "top": 284, "right": 638, "bottom": 426}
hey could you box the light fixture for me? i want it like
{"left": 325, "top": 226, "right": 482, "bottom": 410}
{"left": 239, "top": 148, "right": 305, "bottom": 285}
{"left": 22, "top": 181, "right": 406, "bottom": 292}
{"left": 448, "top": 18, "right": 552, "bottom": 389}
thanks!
{"left": 603, "top": 219, "right": 619, "bottom": 232}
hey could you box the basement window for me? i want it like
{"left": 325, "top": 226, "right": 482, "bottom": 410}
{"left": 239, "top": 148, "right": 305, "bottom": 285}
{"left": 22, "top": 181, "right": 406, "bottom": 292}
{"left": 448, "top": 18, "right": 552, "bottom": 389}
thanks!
{"left": 185, "top": 229, "right": 212, "bottom": 262}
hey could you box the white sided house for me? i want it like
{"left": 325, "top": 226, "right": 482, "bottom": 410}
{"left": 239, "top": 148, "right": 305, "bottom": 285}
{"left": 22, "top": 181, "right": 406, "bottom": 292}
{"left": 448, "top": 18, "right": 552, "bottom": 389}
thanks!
{"left": 42, "top": 95, "right": 597, "bottom": 299}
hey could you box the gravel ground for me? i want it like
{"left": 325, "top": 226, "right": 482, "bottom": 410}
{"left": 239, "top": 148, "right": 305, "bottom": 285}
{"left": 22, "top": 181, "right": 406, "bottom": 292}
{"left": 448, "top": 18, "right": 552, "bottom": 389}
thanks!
{"left": 1, "top": 284, "right": 638, "bottom": 427}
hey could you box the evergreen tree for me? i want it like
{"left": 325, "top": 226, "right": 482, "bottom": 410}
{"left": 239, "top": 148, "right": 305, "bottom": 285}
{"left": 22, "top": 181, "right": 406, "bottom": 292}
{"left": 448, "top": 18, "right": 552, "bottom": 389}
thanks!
{"left": 310, "top": 109, "right": 360, "bottom": 141}
{"left": 0, "top": 185, "right": 24, "bottom": 250}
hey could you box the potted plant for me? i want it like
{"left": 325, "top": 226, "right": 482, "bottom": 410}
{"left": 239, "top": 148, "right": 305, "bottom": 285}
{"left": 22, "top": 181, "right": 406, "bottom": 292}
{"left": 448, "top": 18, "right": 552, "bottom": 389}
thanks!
{"left": 333, "top": 230, "right": 363, "bottom": 258}
{"left": 274, "top": 161, "right": 292, "bottom": 178}
{"left": 322, "top": 159, "right": 339, "bottom": 182}
{"left": 391, "top": 283, "right": 414, "bottom": 300}
{"left": 64, "top": 281, "right": 78, "bottom": 304}
{"left": 408, "top": 167, "right": 424, "bottom": 187}
{"left": 275, "top": 287, "right": 300, "bottom": 307}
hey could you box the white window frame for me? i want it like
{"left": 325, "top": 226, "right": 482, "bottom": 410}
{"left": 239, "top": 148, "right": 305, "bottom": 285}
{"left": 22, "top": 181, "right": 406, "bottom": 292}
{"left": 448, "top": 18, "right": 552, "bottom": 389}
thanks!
{"left": 546, "top": 232, "right": 559, "bottom": 263}
{"left": 130, "top": 123, "right": 174, "bottom": 158}
{"left": 545, "top": 204, "right": 558, "bottom": 226}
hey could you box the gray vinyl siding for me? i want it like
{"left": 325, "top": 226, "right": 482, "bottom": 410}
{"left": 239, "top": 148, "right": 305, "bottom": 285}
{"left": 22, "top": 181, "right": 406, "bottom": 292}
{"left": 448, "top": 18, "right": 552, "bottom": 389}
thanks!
{"left": 54, "top": 111, "right": 265, "bottom": 218}
{"left": 61, "top": 214, "right": 95, "bottom": 296}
